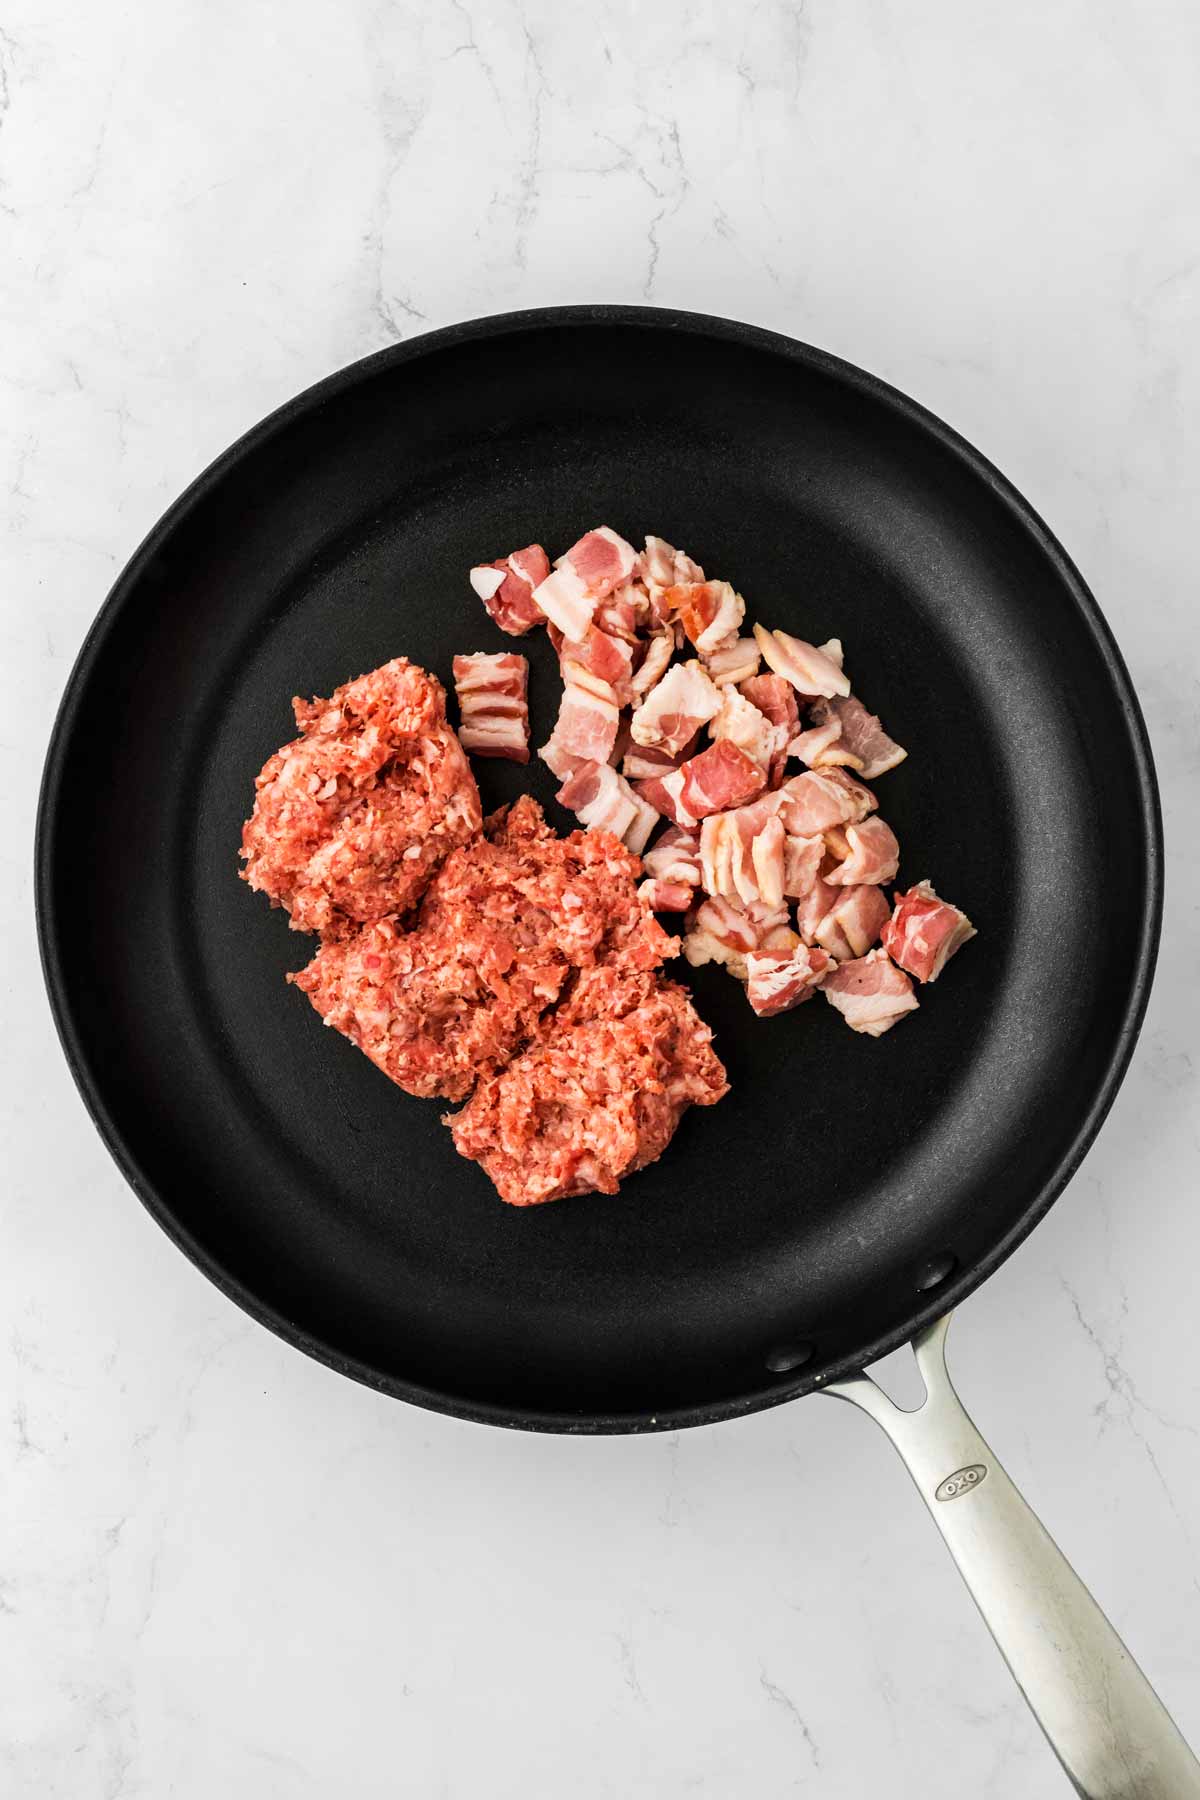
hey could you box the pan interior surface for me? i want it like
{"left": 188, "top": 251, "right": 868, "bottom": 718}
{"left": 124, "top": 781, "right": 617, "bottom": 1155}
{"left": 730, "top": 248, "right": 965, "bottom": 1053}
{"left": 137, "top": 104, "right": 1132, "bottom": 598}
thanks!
{"left": 38, "top": 311, "right": 1159, "bottom": 1429}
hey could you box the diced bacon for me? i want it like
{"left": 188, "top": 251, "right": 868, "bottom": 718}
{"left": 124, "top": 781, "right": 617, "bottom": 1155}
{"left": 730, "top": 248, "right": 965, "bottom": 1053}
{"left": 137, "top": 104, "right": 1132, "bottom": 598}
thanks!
{"left": 593, "top": 582, "right": 641, "bottom": 644}
{"left": 532, "top": 526, "right": 637, "bottom": 638}
{"left": 745, "top": 942, "right": 832, "bottom": 1017}
{"left": 775, "top": 766, "right": 878, "bottom": 837}
{"left": 638, "top": 878, "right": 694, "bottom": 913}
{"left": 452, "top": 652, "right": 530, "bottom": 763}
{"left": 629, "top": 629, "right": 675, "bottom": 701}
{"left": 754, "top": 624, "right": 851, "bottom": 700}
{"left": 789, "top": 717, "right": 863, "bottom": 771}
{"left": 636, "top": 738, "right": 766, "bottom": 827}
{"left": 739, "top": 673, "right": 799, "bottom": 786}
{"left": 708, "top": 685, "right": 781, "bottom": 774}
{"left": 703, "top": 636, "right": 761, "bottom": 687}
{"left": 468, "top": 544, "right": 550, "bottom": 637}
{"left": 554, "top": 624, "right": 635, "bottom": 704}
{"left": 807, "top": 694, "right": 907, "bottom": 780}
{"left": 683, "top": 894, "right": 796, "bottom": 979}
{"left": 822, "top": 949, "right": 919, "bottom": 1037}
{"left": 630, "top": 659, "right": 721, "bottom": 758}
{"left": 665, "top": 581, "right": 746, "bottom": 655}
{"left": 637, "top": 535, "right": 705, "bottom": 603}
{"left": 783, "top": 833, "right": 825, "bottom": 898}
{"left": 882, "top": 881, "right": 977, "bottom": 983}
{"left": 539, "top": 677, "right": 620, "bottom": 775}
{"left": 825, "top": 816, "right": 900, "bottom": 887}
{"left": 699, "top": 799, "right": 786, "bottom": 909}
{"left": 557, "top": 761, "right": 658, "bottom": 856}
{"left": 642, "top": 824, "right": 702, "bottom": 888}
{"left": 795, "top": 863, "right": 845, "bottom": 945}
{"left": 819, "top": 884, "right": 891, "bottom": 958}
{"left": 622, "top": 736, "right": 697, "bottom": 782}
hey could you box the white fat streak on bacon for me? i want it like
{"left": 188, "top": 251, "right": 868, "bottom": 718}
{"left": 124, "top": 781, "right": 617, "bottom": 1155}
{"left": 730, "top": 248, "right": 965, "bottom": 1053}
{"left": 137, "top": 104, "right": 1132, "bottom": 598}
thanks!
{"left": 882, "top": 880, "right": 976, "bottom": 983}
{"left": 821, "top": 948, "right": 919, "bottom": 1037}
{"left": 642, "top": 824, "right": 702, "bottom": 887}
{"left": 669, "top": 581, "right": 746, "bottom": 655}
{"left": 807, "top": 694, "right": 907, "bottom": 780}
{"left": 699, "top": 797, "right": 785, "bottom": 908}
{"left": 469, "top": 566, "right": 506, "bottom": 601}
{"left": 703, "top": 635, "right": 761, "bottom": 687}
{"left": 683, "top": 894, "right": 796, "bottom": 980}
{"left": 789, "top": 717, "right": 864, "bottom": 771}
{"left": 783, "top": 833, "right": 825, "bottom": 898}
{"left": 753, "top": 623, "right": 851, "bottom": 699}
{"left": 637, "top": 535, "right": 704, "bottom": 599}
{"left": 630, "top": 659, "right": 721, "bottom": 756}
{"left": 637, "top": 877, "right": 694, "bottom": 913}
{"left": 775, "top": 766, "right": 878, "bottom": 836}
{"left": 745, "top": 942, "right": 832, "bottom": 1017}
{"left": 629, "top": 629, "right": 674, "bottom": 701}
{"left": 538, "top": 671, "right": 620, "bottom": 776}
{"left": 825, "top": 816, "right": 900, "bottom": 887}
{"left": 556, "top": 760, "right": 658, "bottom": 856}
{"left": 622, "top": 734, "right": 697, "bottom": 782}
{"left": 452, "top": 652, "right": 530, "bottom": 763}
{"left": 554, "top": 624, "right": 635, "bottom": 705}
{"left": 708, "top": 685, "right": 781, "bottom": 773}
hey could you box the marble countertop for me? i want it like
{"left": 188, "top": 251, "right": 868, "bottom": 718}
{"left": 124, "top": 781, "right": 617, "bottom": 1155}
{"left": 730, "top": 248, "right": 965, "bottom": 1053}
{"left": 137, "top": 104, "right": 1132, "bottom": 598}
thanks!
{"left": 3, "top": 2, "right": 1198, "bottom": 1793}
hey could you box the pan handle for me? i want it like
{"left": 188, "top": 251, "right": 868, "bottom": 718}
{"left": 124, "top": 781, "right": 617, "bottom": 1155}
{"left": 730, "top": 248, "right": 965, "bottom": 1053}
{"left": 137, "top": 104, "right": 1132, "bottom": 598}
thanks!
{"left": 824, "top": 1314, "right": 1200, "bottom": 1798}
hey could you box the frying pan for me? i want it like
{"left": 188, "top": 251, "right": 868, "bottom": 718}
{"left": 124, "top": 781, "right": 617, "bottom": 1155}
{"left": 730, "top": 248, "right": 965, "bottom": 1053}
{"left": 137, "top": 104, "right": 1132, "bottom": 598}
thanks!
{"left": 36, "top": 307, "right": 1196, "bottom": 1792}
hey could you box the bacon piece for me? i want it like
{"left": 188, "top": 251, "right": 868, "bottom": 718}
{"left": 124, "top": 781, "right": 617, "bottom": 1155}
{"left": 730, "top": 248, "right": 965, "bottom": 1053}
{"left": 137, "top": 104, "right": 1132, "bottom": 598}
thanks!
{"left": 745, "top": 942, "right": 832, "bottom": 1017}
{"left": 636, "top": 739, "right": 766, "bottom": 827}
{"left": 241, "top": 658, "right": 482, "bottom": 936}
{"left": 882, "top": 881, "right": 976, "bottom": 983}
{"left": 532, "top": 526, "right": 637, "bottom": 638}
{"left": 468, "top": 545, "right": 550, "bottom": 637}
{"left": 642, "top": 824, "right": 702, "bottom": 889}
{"left": 637, "top": 536, "right": 705, "bottom": 611}
{"left": 824, "top": 817, "right": 899, "bottom": 887}
{"left": 806, "top": 695, "right": 907, "bottom": 780}
{"left": 819, "top": 884, "right": 891, "bottom": 958}
{"left": 539, "top": 672, "right": 621, "bottom": 776}
{"left": 683, "top": 894, "right": 796, "bottom": 979}
{"left": 447, "top": 965, "right": 726, "bottom": 1206}
{"left": 630, "top": 659, "right": 721, "bottom": 757}
{"left": 739, "top": 673, "right": 799, "bottom": 786}
{"left": 703, "top": 635, "right": 761, "bottom": 687}
{"left": 557, "top": 761, "right": 659, "bottom": 856}
{"left": 783, "top": 833, "right": 825, "bottom": 898}
{"left": 452, "top": 652, "right": 530, "bottom": 763}
{"left": 708, "top": 685, "right": 781, "bottom": 774}
{"left": 622, "top": 735, "right": 698, "bottom": 782}
{"left": 593, "top": 582, "right": 641, "bottom": 644}
{"left": 789, "top": 717, "right": 863, "bottom": 771}
{"left": 822, "top": 949, "right": 919, "bottom": 1037}
{"left": 638, "top": 878, "right": 694, "bottom": 913}
{"left": 753, "top": 624, "right": 851, "bottom": 700}
{"left": 665, "top": 581, "right": 745, "bottom": 655}
{"left": 699, "top": 799, "right": 786, "bottom": 908}
{"left": 775, "top": 766, "right": 878, "bottom": 837}
{"left": 629, "top": 629, "right": 675, "bottom": 701}
{"left": 553, "top": 624, "right": 635, "bottom": 706}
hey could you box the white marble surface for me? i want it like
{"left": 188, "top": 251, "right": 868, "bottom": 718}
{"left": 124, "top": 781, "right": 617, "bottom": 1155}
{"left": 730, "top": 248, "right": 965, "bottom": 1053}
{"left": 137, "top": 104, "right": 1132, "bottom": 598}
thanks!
{"left": 2, "top": 2, "right": 1199, "bottom": 1793}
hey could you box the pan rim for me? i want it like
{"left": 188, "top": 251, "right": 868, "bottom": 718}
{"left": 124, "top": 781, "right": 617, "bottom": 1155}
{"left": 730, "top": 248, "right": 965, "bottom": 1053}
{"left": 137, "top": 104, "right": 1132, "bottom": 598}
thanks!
{"left": 35, "top": 304, "right": 1163, "bottom": 1434}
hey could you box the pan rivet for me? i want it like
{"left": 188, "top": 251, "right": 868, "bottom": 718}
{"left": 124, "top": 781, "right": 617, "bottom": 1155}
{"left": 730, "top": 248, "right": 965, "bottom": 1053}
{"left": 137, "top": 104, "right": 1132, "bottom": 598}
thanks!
{"left": 765, "top": 1342, "right": 815, "bottom": 1374}
{"left": 915, "top": 1252, "right": 958, "bottom": 1292}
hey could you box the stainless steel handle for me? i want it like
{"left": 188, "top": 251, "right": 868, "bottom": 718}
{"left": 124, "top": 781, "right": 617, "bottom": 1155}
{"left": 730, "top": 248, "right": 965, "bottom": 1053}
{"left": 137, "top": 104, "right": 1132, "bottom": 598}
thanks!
{"left": 824, "top": 1314, "right": 1200, "bottom": 1798}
